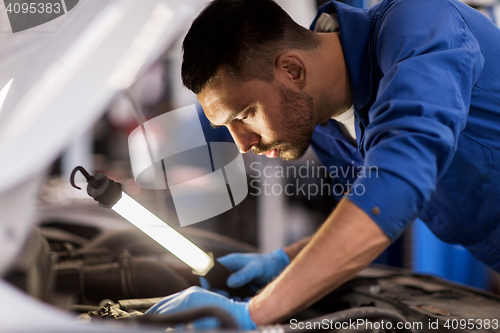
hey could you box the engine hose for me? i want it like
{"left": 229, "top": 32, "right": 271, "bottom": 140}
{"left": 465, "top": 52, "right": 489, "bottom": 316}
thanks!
{"left": 69, "top": 304, "right": 100, "bottom": 313}
{"left": 133, "top": 306, "right": 238, "bottom": 329}
{"left": 283, "top": 307, "right": 417, "bottom": 333}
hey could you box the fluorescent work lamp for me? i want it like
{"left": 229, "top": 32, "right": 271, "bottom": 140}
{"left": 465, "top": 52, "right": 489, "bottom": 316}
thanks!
{"left": 70, "top": 166, "right": 249, "bottom": 296}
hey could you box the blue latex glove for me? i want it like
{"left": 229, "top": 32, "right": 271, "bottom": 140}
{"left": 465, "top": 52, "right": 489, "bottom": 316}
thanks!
{"left": 215, "top": 249, "right": 290, "bottom": 289}
{"left": 145, "top": 286, "right": 256, "bottom": 330}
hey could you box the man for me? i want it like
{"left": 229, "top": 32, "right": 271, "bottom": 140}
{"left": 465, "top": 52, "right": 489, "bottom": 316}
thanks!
{"left": 146, "top": 0, "right": 500, "bottom": 329}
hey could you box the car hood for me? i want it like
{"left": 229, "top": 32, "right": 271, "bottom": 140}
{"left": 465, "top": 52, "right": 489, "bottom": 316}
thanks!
{"left": 0, "top": 0, "right": 203, "bottom": 275}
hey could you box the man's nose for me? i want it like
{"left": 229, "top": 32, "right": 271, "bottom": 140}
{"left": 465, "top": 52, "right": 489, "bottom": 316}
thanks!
{"left": 227, "top": 122, "right": 259, "bottom": 153}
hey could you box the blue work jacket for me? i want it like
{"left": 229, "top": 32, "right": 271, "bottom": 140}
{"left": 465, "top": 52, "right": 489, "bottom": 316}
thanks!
{"left": 310, "top": 0, "right": 500, "bottom": 271}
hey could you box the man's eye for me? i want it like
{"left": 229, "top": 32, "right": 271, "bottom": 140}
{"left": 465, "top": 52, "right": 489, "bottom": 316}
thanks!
{"left": 239, "top": 110, "right": 253, "bottom": 121}
{"left": 234, "top": 108, "right": 254, "bottom": 123}
{"left": 234, "top": 116, "right": 248, "bottom": 123}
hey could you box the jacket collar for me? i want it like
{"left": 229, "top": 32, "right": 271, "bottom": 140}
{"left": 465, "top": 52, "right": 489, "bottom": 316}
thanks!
{"left": 310, "top": 1, "right": 374, "bottom": 111}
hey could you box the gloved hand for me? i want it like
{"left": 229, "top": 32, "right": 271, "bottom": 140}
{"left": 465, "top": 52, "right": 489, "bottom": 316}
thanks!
{"left": 204, "top": 249, "right": 290, "bottom": 291}
{"left": 145, "top": 286, "right": 256, "bottom": 330}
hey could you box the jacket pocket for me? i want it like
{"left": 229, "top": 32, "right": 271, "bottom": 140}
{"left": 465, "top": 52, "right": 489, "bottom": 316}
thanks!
{"left": 433, "top": 133, "right": 494, "bottom": 207}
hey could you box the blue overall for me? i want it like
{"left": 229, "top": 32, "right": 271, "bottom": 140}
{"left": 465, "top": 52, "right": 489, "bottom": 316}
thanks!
{"left": 310, "top": 0, "right": 500, "bottom": 271}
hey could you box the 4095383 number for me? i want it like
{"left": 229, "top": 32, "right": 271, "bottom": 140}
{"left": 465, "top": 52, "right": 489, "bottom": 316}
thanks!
{"left": 444, "top": 319, "right": 499, "bottom": 330}
{"left": 5, "top": 2, "right": 61, "bottom": 14}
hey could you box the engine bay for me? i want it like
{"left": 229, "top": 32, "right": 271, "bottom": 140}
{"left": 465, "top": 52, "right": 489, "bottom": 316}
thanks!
{"left": 3, "top": 197, "right": 500, "bottom": 333}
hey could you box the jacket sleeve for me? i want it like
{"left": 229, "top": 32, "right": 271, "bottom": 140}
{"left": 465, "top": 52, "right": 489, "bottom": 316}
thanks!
{"left": 347, "top": 0, "right": 484, "bottom": 241}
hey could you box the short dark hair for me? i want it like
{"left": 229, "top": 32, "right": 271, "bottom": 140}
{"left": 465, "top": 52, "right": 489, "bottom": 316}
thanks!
{"left": 182, "top": 0, "right": 319, "bottom": 94}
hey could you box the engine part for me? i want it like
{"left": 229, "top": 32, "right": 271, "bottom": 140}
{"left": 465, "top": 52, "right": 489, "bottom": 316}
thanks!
{"left": 54, "top": 251, "right": 189, "bottom": 304}
{"left": 117, "top": 298, "right": 163, "bottom": 311}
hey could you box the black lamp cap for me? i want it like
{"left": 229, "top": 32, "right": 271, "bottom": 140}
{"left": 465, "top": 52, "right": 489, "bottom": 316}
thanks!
{"left": 87, "top": 173, "right": 122, "bottom": 208}
{"left": 70, "top": 166, "right": 122, "bottom": 208}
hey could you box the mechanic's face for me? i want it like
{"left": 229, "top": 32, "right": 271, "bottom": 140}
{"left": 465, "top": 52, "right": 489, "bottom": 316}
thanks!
{"left": 197, "top": 70, "right": 316, "bottom": 161}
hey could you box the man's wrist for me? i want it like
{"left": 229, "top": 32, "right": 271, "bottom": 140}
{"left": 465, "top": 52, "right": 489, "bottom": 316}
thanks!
{"left": 248, "top": 283, "right": 289, "bottom": 326}
{"left": 248, "top": 294, "right": 268, "bottom": 326}
{"left": 239, "top": 302, "right": 257, "bottom": 330}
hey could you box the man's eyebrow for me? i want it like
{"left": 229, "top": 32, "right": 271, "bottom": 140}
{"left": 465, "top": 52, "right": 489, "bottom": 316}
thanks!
{"left": 209, "top": 106, "right": 248, "bottom": 129}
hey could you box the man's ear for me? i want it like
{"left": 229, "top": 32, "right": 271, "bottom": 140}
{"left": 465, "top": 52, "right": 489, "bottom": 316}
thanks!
{"left": 275, "top": 52, "right": 307, "bottom": 89}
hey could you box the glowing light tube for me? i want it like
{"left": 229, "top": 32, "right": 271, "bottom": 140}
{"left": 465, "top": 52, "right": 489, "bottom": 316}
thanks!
{"left": 112, "top": 192, "right": 214, "bottom": 275}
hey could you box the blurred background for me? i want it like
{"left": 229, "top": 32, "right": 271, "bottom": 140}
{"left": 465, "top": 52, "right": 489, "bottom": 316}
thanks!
{"left": 40, "top": 0, "right": 500, "bottom": 296}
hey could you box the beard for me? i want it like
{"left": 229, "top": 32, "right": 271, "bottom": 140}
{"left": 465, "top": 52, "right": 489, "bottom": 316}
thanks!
{"left": 251, "top": 82, "right": 316, "bottom": 161}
